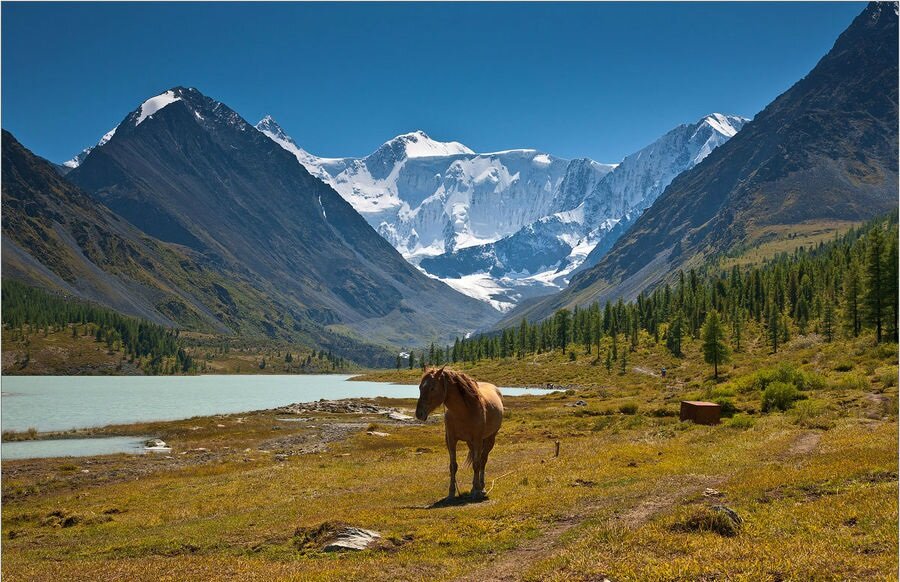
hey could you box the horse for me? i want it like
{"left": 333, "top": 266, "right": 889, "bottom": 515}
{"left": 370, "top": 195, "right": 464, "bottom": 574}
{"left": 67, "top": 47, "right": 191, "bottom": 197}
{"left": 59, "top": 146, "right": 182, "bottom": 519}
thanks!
{"left": 415, "top": 367, "right": 503, "bottom": 499}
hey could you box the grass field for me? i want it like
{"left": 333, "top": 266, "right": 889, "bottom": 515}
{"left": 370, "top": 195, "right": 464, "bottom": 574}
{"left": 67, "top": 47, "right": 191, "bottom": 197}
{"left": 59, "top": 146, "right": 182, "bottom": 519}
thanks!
{"left": 2, "top": 328, "right": 897, "bottom": 581}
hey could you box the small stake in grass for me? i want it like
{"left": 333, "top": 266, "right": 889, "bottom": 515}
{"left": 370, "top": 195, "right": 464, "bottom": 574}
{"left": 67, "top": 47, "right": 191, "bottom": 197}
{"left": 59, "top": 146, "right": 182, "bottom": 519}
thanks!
{"left": 555, "top": 440, "right": 560, "bottom": 457}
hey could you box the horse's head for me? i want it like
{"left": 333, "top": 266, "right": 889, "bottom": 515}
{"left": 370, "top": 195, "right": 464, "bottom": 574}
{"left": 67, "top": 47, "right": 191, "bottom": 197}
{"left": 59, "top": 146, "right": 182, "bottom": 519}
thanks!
{"left": 415, "top": 366, "right": 447, "bottom": 421}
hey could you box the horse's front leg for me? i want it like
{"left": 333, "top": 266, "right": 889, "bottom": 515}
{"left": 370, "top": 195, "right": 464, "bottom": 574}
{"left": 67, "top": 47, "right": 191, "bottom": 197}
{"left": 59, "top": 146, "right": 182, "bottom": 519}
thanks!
{"left": 468, "top": 441, "right": 484, "bottom": 498}
{"left": 446, "top": 434, "right": 458, "bottom": 499}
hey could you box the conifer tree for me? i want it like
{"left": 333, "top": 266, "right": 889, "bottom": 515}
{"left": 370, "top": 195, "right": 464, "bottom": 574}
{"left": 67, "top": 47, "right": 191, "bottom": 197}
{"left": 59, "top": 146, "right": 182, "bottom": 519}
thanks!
{"left": 701, "top": 309, "right": 730, "bottom": 379}
{"left": 864, "top": 225, "right": 886, "bottom": 342}
{"left": 666, "top": 311, "right": 684, "bottom": 357}
{"left": 823, "top": 298, "right": 836, "bottom": 343}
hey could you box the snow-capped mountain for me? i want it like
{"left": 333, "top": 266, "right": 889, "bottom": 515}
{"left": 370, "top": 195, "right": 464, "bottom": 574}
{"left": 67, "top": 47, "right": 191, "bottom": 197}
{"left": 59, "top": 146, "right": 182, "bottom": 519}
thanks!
{"left": 418, "top": 114, "right": 748, "bottom": 309}
{"left": 64, "top": 108, "right": 746, "bottom": 313}
{"left": 250, "top": 113, "right": 746, "bottom": 311}
{"left": 253, "top": 117, "right": 616, "bottom": 261}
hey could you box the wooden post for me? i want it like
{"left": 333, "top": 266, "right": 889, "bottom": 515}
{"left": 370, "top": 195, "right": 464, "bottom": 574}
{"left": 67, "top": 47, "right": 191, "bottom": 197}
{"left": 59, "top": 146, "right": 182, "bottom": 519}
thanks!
{"left": 554, "top": 440, "right": 560, "bottom": 457}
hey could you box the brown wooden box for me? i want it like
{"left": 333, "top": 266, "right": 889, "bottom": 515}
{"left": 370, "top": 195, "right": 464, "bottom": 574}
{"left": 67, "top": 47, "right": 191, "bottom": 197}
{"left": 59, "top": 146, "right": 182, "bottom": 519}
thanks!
{"left": 680, "top": 401, "right": 721, "bottom": 425}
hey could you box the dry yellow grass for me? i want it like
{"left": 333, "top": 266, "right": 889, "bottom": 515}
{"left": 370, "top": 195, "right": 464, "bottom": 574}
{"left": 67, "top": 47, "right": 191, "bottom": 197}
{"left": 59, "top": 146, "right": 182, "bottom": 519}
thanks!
{"left": 2, "top": 330, "right": 897, "bottom": 581}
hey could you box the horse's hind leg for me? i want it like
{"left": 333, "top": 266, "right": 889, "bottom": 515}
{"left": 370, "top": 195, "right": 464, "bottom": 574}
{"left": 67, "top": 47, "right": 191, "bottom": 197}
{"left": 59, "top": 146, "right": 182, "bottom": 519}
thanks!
{"left": 446, "top": 434, "right": 458, "bottom": 499}
{"left": 480, "top": 433, "right": 497, "bottom": 493}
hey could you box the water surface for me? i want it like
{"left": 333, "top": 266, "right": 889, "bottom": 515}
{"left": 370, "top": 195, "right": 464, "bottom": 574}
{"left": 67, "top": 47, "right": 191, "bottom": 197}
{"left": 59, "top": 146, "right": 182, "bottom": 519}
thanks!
{"left": 1, "top": 436, "right": 152, "bottom": 460}
{"left": 1, "top": 374, "right": 550, "bottom": 433}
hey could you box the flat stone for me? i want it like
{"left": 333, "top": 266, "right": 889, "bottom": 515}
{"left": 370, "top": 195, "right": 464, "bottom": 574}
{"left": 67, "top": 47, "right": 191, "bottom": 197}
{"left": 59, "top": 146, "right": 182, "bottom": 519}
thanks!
{"left": 322, "top": 527, "right": 382, "bottom": 552}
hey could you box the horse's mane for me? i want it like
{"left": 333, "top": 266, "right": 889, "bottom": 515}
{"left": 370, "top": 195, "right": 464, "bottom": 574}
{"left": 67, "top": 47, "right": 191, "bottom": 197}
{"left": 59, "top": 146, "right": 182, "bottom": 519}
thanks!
{"left": 439, "top": 368, "right": 482, "bottom": 406}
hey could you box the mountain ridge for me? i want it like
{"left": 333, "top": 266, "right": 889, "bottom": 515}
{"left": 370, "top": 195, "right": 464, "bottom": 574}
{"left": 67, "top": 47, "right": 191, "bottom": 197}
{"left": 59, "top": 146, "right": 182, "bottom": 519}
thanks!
{"left": 495, "top": 1, "right": 899, "bottom": 327}
{"left": 26, "top": 87, "right": 498, "bottom": 351}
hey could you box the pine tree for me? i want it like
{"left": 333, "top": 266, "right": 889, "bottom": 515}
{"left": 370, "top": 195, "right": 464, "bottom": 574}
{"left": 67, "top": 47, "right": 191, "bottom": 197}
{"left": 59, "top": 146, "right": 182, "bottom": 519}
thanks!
{"left": 863, "top": 225, "right": 887, "bottom": 342}
{"left": 666, "top": 311, "right": 684, "bottom": 357}
{"left": 823, "top": 298, "right": 836, "bottom": 343}
{"left": 731, "top": 306, "right": 743, "bottom": 352}
{"left": 555, "top": 309, "right": 571, "bottom": 351}
{"left": 843, "top": 262, "right": 862, "bottom": 337}
{"left": 886, "top": 234, "right": 899, "bottom": 342}
{"left": 701, "top": 310, "right": 730, "bottom": 379}
{"left": 768, "top": 303, "right": 780, "bottom": 354}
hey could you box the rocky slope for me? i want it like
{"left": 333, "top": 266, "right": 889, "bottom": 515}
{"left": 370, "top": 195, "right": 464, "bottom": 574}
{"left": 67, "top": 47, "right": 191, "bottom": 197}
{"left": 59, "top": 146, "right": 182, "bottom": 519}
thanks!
{"left": 498, "top": 1, "right": 899, "bottom": 326}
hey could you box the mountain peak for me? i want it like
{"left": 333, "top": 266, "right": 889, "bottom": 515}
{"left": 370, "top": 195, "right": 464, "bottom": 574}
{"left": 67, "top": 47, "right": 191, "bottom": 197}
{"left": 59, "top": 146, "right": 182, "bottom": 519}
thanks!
{"left": 255, "top": 115, "right": 294, "bottom": 145}
{"left": 699, "top": 113, "right": 749, "bottom": 137}
{"left": 383, "top": 130, "right": 474, "bottom": 159}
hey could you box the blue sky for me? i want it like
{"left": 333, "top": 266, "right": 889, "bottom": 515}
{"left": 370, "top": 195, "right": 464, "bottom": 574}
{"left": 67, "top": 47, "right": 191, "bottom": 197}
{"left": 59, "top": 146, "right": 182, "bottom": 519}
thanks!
{"left": 3, "top": 2, "right": 862, "bottom": 164}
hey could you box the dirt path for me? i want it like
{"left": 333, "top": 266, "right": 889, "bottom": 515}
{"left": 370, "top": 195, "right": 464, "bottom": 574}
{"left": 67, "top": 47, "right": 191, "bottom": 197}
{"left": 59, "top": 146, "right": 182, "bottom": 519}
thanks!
{"left": 454, "top": 474, "right": 724, "bottom": 582}
{"left": 632, "top": 366, "right": 661, "bottom": 378}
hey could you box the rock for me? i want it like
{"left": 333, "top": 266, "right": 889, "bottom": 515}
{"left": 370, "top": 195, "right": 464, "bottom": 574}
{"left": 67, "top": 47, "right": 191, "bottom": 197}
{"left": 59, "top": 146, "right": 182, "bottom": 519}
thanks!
{"left": 575, "top": 400, "right": 587, "bottom": 406}
{"left": 273, "top": 454, "right": 288, "bottom": 462}
{"left": 144, "top": 439, "right": 171, "bottom": 452}
{"left": 387, "top": 411, "right": 414, "bottom": 422}
{"left": 703, "top": 488, "right": 723, "bottom": 497}
{"left": 216, "top": 424, "right": 226, "bottom": 428}
{"left": 295, "top": 522, "right": 386, "bottom": 553}
{"left": 322, "top": 527, "right": 383, "bottom": 552}
{"left": 367, "top": 431, "right": 390, "bottom": 437}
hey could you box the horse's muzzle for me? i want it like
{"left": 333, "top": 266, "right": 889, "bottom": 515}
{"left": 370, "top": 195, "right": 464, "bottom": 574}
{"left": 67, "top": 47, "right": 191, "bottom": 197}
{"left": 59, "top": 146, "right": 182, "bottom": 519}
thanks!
{"left": 415, "top": 408, "right": 428, "bottom": 421}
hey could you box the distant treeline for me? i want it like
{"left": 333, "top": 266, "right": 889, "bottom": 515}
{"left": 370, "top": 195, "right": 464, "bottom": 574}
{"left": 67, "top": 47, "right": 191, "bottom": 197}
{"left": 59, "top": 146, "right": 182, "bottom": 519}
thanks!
{"left": 418, "top": 214, "right": 898, "bottom": 367}
{"left": 2, "top": 280, "right": 192, "bottom": 373}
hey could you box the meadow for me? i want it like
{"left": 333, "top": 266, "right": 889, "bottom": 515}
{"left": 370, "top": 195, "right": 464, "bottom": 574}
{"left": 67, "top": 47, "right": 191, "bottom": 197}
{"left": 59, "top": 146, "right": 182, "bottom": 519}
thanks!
{"left": 2, "top": 325, "right": 897, "bottom": 581}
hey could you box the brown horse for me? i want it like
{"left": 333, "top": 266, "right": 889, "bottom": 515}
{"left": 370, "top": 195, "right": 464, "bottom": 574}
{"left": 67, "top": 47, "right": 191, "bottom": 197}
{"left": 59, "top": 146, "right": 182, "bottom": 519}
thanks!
{"left": 415, "top": 367, "right": 503, "bottom": 499}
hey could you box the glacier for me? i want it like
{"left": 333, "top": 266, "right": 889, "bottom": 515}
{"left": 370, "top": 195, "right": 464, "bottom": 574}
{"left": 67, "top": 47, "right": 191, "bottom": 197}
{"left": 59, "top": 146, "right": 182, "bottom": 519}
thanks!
{"left": 252, "top": 114, "right": 747, "bottom": 311}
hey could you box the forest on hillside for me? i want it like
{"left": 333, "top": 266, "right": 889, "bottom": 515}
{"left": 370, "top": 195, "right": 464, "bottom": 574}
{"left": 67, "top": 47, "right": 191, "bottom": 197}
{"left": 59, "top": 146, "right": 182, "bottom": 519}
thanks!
{"left": 416, "top": 215, "right": 899, "bottom": 372}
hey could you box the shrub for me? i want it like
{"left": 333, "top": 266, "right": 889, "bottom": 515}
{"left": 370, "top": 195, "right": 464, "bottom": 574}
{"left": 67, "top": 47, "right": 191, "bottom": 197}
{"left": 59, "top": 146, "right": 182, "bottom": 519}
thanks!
{"left": 791, "top": 399, "right": 833, "bottom": 429}
{"left": 727, "top": 414, "right": 755, "bottom": 429}
{"left": 713, "top": 398, "right": 737, "bottom": 418}
{"left": 833, "top": 361, "right": 854, "bottom": 372}
{"left": 671, "top": 506, "right": 741, "bottom": 537}
{"left": 877, "top": 366, "right": 898, "bottom": 388}
{"left": 735, "top": 363, "right": 824, "bottom": 395}
{"left": 618, "top": 402, "right": 639, "bottom": 415}
{"left": 649, "top": 406, "right": 677, "bottom": 418}
{"left": 762, "top": 381, "right": 799, "bottom": 412}
{"left": 836, "top": 373, "right": 869, "bottom": 391}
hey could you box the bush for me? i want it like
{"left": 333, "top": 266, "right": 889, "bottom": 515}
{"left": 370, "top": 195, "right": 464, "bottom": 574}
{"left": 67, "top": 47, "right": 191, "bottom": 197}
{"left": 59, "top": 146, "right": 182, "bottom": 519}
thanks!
{"left": 648, "top": 406, "right": 677, "bottom": 418}
{"left": 726, "top": 414, "right": 755, "bottom": 429}
{"left": 877, "top": 366, "right": 898, "bottom": 388}
{"left": 671, "top": 505, "right": 741, "bottom": 537}
{"left": 735, "top": 363, "right": 824, "bottom": 395}
{"left": 713, "top": 398, "right": 737, "bottom": 418}
{"left": 762, "top": 381, "right": 799, "bottom": 412}
{"left": 791, "top": 399, "right": 833, "bottom": 429}
{"left": 833, "top": 361, "right": 854, "bottom": 372}
{"left": 618, "top": 402, "right": 639, "bottom": 415}
{"left": 836, "top": 373, "right": 869, "bottom": 391}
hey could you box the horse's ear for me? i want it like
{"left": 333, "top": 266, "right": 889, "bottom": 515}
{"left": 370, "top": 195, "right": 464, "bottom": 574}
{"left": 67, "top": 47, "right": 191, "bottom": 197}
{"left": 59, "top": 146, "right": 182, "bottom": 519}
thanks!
{"left": 438, "top": 365, "right": 445, "bottom": 374}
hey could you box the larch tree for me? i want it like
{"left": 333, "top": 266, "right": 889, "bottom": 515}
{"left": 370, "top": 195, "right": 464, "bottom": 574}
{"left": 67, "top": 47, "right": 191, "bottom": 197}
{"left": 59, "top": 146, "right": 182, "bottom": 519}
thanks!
{"left": 701, "top": 309, "right": 731, "bottom": 379}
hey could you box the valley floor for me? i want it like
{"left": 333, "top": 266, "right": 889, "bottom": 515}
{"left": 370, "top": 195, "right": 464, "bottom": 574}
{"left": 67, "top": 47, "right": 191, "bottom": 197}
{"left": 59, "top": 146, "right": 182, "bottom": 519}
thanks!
{"left": 2, "top": 333, "right": 897, "bottom": 581}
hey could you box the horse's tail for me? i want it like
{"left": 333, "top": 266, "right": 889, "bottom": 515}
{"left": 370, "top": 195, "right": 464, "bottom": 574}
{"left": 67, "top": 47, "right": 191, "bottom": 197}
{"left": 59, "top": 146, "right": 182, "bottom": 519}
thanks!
{"left": 464, "top": 448, "right": 475, "bottom": 468}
